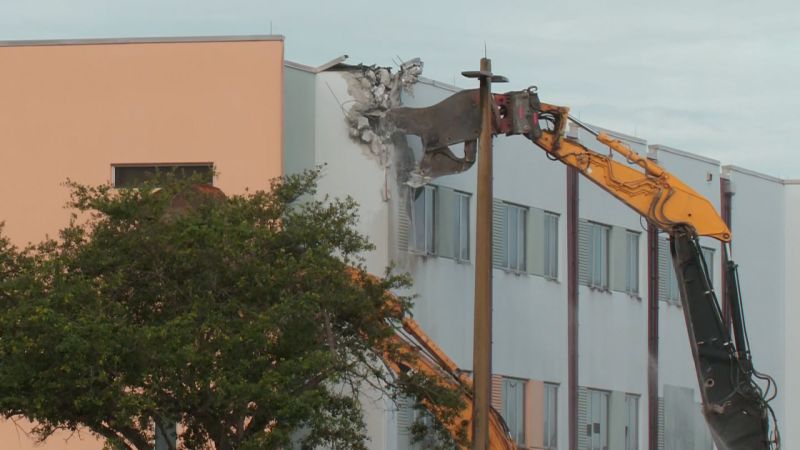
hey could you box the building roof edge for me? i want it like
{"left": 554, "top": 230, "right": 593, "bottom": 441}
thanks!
{"left": 286, "top": 56, "right": 353, "bottom": 74}
{"left": 649, "top": 144, "right": 720, "bottom": 166}
{"left": 722, "top": 164, "right": 784, "bottom": 184}
{"left": 0, "top": 35, "right": 284, "bottom": 47}
{"left": 417, "top": 76, "right": 462, "bottom": 93}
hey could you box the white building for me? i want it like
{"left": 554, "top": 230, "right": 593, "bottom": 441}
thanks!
{"left": 284, "top": 58, "right": 796, "bottom": 450}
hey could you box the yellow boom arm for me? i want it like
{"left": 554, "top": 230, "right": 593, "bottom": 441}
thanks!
{"left": 529, "top": 102, "right": 731, "bottom": 242}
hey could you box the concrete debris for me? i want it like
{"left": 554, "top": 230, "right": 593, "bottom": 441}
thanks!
{"left": 343, "top": 58, "right": 423, "bottom": 169}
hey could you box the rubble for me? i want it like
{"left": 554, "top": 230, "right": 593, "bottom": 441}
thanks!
{"left": 343, "top": 58, "right": 423, "bottom": 169}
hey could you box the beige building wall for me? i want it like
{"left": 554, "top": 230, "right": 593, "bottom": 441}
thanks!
{"left": 0, "top": 36, "right": 284, "bottom": 245}
{"left": 0, "top": 36, "right": 285, "bottom": 449}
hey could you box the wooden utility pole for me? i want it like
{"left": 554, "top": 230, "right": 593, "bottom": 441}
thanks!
{"left": 472, "top": 57, "right": 494, "bottom": 450}
{"left": 567, "top": 166, "right": 579, "bottom": 450}
{"left": 463, "top": 57, "right": 505, "bottom": 450}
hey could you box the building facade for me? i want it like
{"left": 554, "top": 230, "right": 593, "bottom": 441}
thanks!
{"left": 0, "top": 35, "right": 285, "bottom": 450}
{"left": 0, "top": 34, "right": 794, "bottom": 449}
{"left": 284, "top": 60, "right": 796, "bottom": 450}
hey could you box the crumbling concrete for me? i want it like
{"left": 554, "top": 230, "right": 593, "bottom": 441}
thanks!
{"left": 340, "top": 58, "right": 423, "bottom": 177}
{"left": 339, "top": 58, "right": 423, "bottom": 186}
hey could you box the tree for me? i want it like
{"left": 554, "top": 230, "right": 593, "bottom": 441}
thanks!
{"left": 0, "top": 170, "right": 465, "bottom": 450}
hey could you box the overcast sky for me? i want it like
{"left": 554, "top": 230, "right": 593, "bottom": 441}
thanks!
{"left": 3, "top": 0, "right": 799, "bottom": 178}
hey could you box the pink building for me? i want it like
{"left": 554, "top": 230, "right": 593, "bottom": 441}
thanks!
{"left": 0, "top": 35, "right": 285, "bottom": 449}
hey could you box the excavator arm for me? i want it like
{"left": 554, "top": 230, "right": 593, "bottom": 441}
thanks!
{"left": 387, "top": 87, "right": 778, "bottom": 449}
{"left": 389, "top": 89, "right": 731, "bottom": 241}
{"left": 525, "top": 95, "right": 776, "bottom": 450}
{"left": 528, "top": 102, "right": 731, "bottom": 241}
{"left": 352, "top": 269, "right": 517, "bottom": 449}
{"left": 384, "top": 313, "right": 517, "bottom": 450}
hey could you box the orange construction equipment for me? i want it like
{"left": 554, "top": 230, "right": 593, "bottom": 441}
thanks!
{"left": 387, "top": 86, "right": 779, "bottom": 449}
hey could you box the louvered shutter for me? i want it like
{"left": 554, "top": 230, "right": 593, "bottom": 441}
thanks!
{"left": 658, "top": 397, "right": 665, "bottom": 450}
{"left": 492, "top": 200, "right": 506, "bottom": 269}
{"left": 578, "top": 220, "right": 590, "bottom": 285}
{"left": 577, "top": 386, "right": 589, "bottom": 449}
{"left": 397, "top": 186, "right": 410, "bottom": 252}
{"left": 610, "top": 226, "right": 628, "bottom": 292}
{"left": 435, "top": 187, "right": 456, "bottom": 258}
{"left": 396, "top": 396, "right": 415, "bottom": 450}
{"left": 658, "top": 238, "right": 670, "bottom": 303}
{"left": 491, "top": 374, "right": 504, "bottom": 413}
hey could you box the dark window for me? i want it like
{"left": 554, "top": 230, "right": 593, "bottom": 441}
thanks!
{"left": 113, "top": 164, "right": 213, "bottom": 188}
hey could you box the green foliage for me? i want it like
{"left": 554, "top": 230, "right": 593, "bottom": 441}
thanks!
{"left": 0, "top": 170, "right": 464, "bottom": 450}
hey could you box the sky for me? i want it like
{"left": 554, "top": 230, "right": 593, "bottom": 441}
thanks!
{"left": 2, "top": 0, "right": 800, "bottom": 178}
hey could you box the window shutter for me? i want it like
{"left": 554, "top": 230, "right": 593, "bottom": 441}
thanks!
{"left": 491, "top": 374, "right": 504, "bottom": 413}
{"left": 664, "top": 385, "right": 695, "bottom": 450}
{"left": 397, "top": 186, "right": 410, "bottom": 252}
{"left": 396, "top": 396, "right": 415, "bottom": 450}
{"left": 658, "top": 397, "right": 665, "bottom": 450}
{"left": 435, "top": 186, "right": 456, "bottom": 258}
{"left": 578, "top": 220, "right": 590, "bottom": 286}
{"left": 658, "top": 238, "right": 670, "bottom": 303}
{"left": 610, "top": 226, "right": 628, "bottom": 292}
{"left": 492, "top": 200, "right": 506, "bottom": 268}
{"left": 577, "top": 386, "right": 589, "bottom": 450}
{"left": 526, "top": 207, "right": 546, "bottom": 276}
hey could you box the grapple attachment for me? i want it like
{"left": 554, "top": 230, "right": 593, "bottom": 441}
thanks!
{"left": 386, "top": 88, "right": 543, "bottom": 180}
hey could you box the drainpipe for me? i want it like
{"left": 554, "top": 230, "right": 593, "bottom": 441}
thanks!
{"left": 647, "top": 221, "right": 659, "bottom": 450}
{"left": 566, "top": 165, "right": 579, "bottom": 450}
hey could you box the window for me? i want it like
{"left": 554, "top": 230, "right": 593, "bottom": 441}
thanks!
{"left": 701, "top": 246, "right": 715, "bottom": 285}
{"left": 455, "top": 192, "right": 470, "bottom": 261}
{"left": 658, "top": 238, "right": 680, "bottom": 304}
{"left": 625, "top": 231, "right": 639, "bottom": 294}
{"left": 625, "top": 395, "right": 639, "bottom": 450}
{"left": 404, "top": 186, "right": 470, "bottom": 260}
{"left": 113, "top": 163, "right": 213, "bottom": 188}
{"left": 502, "top": 203, "right": 527, "bottom": 271}
{"left": 410, "top": 185, "right": 435, "bottom": 254}
{"left": 661, "top": 242, "right": 715, "bottom": 304}
{"left": 396, "top": 397, "right": 438, "bottom": 450}
{"left": 502, "top": 377, "right": 525, "bottom": 444}
{"left": 544, "top": 383, "right": 558, "bottom": 449}
{"left": 588, "top": 223, "right": 610, "bottom": 289}
{"left": 587, "top": 390, "right": 609, "bottom": 450}
{"left": 667, "top": 259, "right": 681, "bottom": 303}
{"left": 664, "top": 385, "right": 695, "bottom": 450}
{"left": 155, "top": 421, "right": 177, "bottom": 450}
{"left": 544, "top": 213, "right": 559, "bottom": 279}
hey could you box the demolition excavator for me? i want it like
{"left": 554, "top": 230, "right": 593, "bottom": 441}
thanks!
{"left": 384, "top": 87, "right": 780, "bottom": 449}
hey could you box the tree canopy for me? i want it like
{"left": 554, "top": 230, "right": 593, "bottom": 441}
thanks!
{"left": 0, "top": 170, "right": 465, "bottom": 450}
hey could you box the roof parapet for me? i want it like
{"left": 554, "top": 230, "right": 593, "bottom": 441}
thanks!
{"left": 648, "top": 144, "right": 720, "bottom": 166}
{"left": 0, "top": 35, "right": 284, "bottom": 47}
{"left": 722, "top": 165, "right": 784, "bottom": 184}
{"left": 285, "top": 55, "right": 349, "bottom": 74}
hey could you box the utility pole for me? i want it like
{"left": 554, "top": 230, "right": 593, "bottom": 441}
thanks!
{"left": 463, "top": 58, "right": 506, "bottom": 450}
